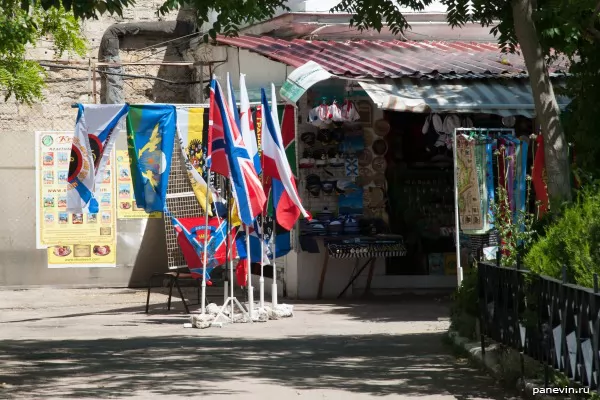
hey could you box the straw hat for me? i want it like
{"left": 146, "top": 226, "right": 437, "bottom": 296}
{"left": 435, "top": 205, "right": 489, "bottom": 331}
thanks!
{"left": 374, "top": 119, "right": 390, "bottom": 136}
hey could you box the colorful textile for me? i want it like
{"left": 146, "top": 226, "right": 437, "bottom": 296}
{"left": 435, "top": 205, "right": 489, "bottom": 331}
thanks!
{"left": 208, "top": 79, "right": 266, "bottom": 225}
{"left": 175, "top": 107, "right": 214, "bottom": 215}
{"left": 456, "top": 135, "right": 484, "bottom": 231}
{"left": 67, "top": 104, "right": 129, "bottom": 213}
{"left": 126, "top": 104, "right": 176, "bottom": 213}
{"left": 485, "top": 142, "right": 495, "bottom": 227}
{"left": 261, "top": 85, "right": 310, "bottom": 230}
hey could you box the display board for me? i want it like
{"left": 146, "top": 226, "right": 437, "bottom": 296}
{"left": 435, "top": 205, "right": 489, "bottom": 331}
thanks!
{"left": 115, "top": 150, "right": 162, "bottom": 219}
{"left": 35, "top": 131, "right": 117, "bottom": 268}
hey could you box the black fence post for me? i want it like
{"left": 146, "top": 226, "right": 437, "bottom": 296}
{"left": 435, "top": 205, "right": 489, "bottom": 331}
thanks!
{"left": 478, "top": 260, "right": 486, "bottom": 358}
{"left": 496, "top": 250, "right": 501, "bottom": 267}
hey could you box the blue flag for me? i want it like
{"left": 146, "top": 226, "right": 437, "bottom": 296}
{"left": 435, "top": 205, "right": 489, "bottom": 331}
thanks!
{"left": 126, "top": 105, "right": 176, "bottom": 213}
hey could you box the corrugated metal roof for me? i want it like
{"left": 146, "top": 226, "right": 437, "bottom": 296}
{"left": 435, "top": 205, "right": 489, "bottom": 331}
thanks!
{"left": 216, "top": 35, "right": 569, "bottom": 79}
{"left": 358, "top": 78, "right": 571, "bottom": 117}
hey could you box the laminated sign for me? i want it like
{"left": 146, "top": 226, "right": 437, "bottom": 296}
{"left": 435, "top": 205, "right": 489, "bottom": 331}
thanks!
{"left": 280, "top": 61, "right": 333, "bottom": 104}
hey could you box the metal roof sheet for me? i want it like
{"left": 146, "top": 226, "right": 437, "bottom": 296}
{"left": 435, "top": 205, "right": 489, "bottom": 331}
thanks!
{"left": 216, "top": 35, "right": 569, "bottom": 79}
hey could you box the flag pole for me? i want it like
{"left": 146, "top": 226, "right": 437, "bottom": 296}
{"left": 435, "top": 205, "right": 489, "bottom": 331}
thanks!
{"left": 259, "top": 218, "right": 265, "bottom": 308}
{"left": 228, "top": 183, "right": 234, "bottom": 320}
{"left": 271, "top": 218, "right": 278, "bottom": 307}
{"left": 201, "top": 166, "right": 210, "bottom": 315}
{"left": 246, "top": 224, "right": 254, "bottom": 321}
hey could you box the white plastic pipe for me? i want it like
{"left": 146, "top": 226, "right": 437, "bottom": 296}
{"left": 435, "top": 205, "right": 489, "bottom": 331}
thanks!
{"left": 271, "top": 218, "right": 278, "bottom": 307}
{"left": 246, "top": 225, "right": 254, "bottom": 321}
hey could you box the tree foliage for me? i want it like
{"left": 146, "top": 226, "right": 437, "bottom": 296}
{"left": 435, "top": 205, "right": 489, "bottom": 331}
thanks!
{"left": 0, "top": 0, "right": 87, "bottom": 104}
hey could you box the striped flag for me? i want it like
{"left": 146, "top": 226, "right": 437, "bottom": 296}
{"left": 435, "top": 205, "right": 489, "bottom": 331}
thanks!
{"left": 67, "top": 104, "right": 129, "bottom": 213}
{"left": 239, "top": 74, "right": 262, "bottom": 175}
{"left": 175, "top": 107, "right": 214, "bottom": 215}
{"left": 207, "top": 78, "right": 266, "bottom": 226}
{"left": 261, "top": 84, "right": 310, "bottom": 230}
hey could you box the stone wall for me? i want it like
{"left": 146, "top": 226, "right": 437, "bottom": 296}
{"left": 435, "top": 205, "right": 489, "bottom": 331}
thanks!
{"left": 0, "top": 1, "right": 194, "bottom": 287}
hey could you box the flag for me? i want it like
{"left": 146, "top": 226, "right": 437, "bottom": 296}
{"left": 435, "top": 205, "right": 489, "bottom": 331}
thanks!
{"left": 226, "top": 72, "right": 241, "bottom": 131}
{"left": 239, "top": 74, "right": 261, "bottom": 175}
{"left": 264, "top": 104, "right": 296, "bottom": 215}
{"left": 126, "top": 104, "right": 176, "bottom": 213}
{"left": 208, "top": 79, "right": 266, "bottom": 225}
{"left": 171, "top": 215, "right": 237, "bottom": 283}
{"left": 175, "top": 107, "right": 214, "bottom": 215}
{"left": 261, "top": 85, "right": 310, "bottom": 230}
{"left": 236, "top": 215, "right": 291, "bottom": 263}
{"left": 67, "top": 104, "right": 129, "bottom": 213}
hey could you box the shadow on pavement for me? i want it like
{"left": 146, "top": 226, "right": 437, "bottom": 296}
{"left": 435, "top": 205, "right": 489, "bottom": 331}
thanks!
{"left": 1, "top": 332, "right": 511, "bottom": 399}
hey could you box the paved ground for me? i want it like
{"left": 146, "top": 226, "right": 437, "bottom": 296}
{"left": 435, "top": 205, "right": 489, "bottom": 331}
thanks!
{"left": 0, "top": 288, "right": 517, "bottom": 399}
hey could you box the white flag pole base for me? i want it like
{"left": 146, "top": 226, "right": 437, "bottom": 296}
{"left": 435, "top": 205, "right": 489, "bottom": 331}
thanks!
{"left": 201, "top": 280, "right": 207, "bottom": 314}
{"left": 271, "top": 281, "right": 278, "bottom": 307}
{"left": 259, "top": 276, "right": 265, "bottom": 309}
{"left": 223, "top": 280, "right": 229, "bottom": 305}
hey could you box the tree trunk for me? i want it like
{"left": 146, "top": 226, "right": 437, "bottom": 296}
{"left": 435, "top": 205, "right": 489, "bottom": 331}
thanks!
{"left": 512, "top": 0, "right": 572, "bottom": 205}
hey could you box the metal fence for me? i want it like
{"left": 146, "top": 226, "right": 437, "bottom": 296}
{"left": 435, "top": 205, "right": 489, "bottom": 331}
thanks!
{"left": 478, "top": 261, "right": 600, "bottom": 392}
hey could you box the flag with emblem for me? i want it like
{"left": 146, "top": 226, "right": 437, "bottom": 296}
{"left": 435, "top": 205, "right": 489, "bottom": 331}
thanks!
{"left": 67, "top": 104, "right": 129, "bottom": 213}
{"left": 126, "top": 104, "right": 176, "bottom": 213}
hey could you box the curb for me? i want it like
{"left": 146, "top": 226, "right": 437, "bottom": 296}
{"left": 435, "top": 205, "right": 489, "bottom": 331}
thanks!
{"left": 446, "top": 330, "right": 555, "bottom": 400}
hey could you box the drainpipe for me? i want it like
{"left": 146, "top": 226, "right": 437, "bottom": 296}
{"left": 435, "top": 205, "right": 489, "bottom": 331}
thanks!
{"left": 98, "top": 20, "right": 196, "bottom": 104}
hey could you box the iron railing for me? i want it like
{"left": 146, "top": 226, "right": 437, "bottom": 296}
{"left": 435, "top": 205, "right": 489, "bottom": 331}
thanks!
{"left": 478, "top": 261, "right": 600, "bottom": 391}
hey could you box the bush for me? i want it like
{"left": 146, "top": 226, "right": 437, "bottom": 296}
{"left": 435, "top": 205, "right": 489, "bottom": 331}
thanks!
{"left": 450, "top": 268, "right": 479, "bottom": 339}
{"left": 524, "top": 188, "right": 600, "bottom": 287}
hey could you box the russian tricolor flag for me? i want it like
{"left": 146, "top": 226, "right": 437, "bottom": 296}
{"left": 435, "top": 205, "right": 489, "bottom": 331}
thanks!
{"left": 261, "top": 84, "right": 311, "bottom": 230}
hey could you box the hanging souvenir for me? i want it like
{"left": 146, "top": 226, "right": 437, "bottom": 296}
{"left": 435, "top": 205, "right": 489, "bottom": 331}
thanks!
{"left": 341, "top": 99, "right": 361, "bottom": 122}
{"left": 358, "top": 148, "right": 373, "bottom": 166}
{"left": 372, "top": 139, "right": 388, "bottom": 156}
{"left": 374, "top": 119, "right": 390, "bottom": 137}
{"left": 345, "top": 156, "right": 359, "bottom": 177}
{"left": 330, "top": 100, "right": 344, "bottom": 122}
{"left": 371, "top": 156, "right": 386, "bottom": 174}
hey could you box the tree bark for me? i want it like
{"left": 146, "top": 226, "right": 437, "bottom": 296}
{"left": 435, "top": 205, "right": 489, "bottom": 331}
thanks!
{"left": 512, "top": 0, "right": 572, "bottom": 205}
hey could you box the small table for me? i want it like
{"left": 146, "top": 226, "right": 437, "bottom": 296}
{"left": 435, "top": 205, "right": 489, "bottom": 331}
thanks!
{"left": 317, "top": 235, "right": 407, "bottom": 299}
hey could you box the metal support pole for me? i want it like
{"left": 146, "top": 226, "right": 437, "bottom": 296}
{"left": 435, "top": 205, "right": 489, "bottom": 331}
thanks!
{"left": 453, "top": 128, "right": 463, "bottom": 286}
{"left": 271, "top": 218, "right": 278, "bottom": 307}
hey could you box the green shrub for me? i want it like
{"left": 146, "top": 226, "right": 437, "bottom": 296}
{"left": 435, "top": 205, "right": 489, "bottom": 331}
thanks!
{"left": 450, "top": 268, "right": 479, "bottom": 339}
{"left": 525, "top": 188, "right": 600, "bottom": 287}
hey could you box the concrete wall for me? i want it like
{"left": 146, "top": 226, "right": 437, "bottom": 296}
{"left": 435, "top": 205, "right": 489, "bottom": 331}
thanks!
{"left": 0, "top": 1, "right": 192, "bottom": 287}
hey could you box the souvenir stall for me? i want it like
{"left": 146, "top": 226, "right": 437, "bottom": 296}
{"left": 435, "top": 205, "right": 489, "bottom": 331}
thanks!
{"left": 292, "top": 80, "right": 406, "bottom": 299}
{"left": 289, "top": 77, "right": 536, "bottom": 298}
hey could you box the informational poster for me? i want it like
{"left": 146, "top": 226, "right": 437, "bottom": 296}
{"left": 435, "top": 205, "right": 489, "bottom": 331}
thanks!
{"left": 35, "top": 132, "right": 117, "bottom": 268}
{"left": 115, "top": 150, "right": 162, "bottom": 219}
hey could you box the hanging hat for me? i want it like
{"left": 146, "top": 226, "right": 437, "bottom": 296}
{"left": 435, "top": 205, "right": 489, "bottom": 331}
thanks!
{"left": 442, "top": 114, "right": 461, "bottom": 134}
{"left": 317, "top": 129, "right": 332, "bottom": 145}
{"left": 299, "top": 150, "right": 315, "bottom": 168}
{"left": 502, "top": 116, "right": 516, "bottom": 127}
{"left": 301, "top": 131, "right": 316, "bottom": 147}
{"left": 431, "top": 114, "right": 443, "bottom": 133}
{"left": 306, "top": 174, "right": 321, "bottom": 197}
{"left": 358, "top": 148, "right": 373, "bottom": 166}
{"left": 374, "top": 119, "right": 390, "bottom": 136}
{"left": 372, "top": 139, "right": 388, "bottom": 156}
{"left": 371, "top": 156, "right": 386, "bottom": 174}
{"left": 422, "top": 114, "right": 432, "bottom": 134}
{"left": 463, "top": 116, "right": 474, "bottom": 128}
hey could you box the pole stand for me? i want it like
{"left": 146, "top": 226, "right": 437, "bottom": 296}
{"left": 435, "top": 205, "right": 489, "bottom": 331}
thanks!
{"left": 213, "top": 296, "right": 248, "bottom": 324}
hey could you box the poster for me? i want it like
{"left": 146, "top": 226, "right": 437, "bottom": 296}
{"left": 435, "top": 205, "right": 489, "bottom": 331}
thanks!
{"left": 36, "top": 132, "right": 117, "bottom": 268}
{"left": 115, "top": 150, "right": 162, "bottom": 219}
